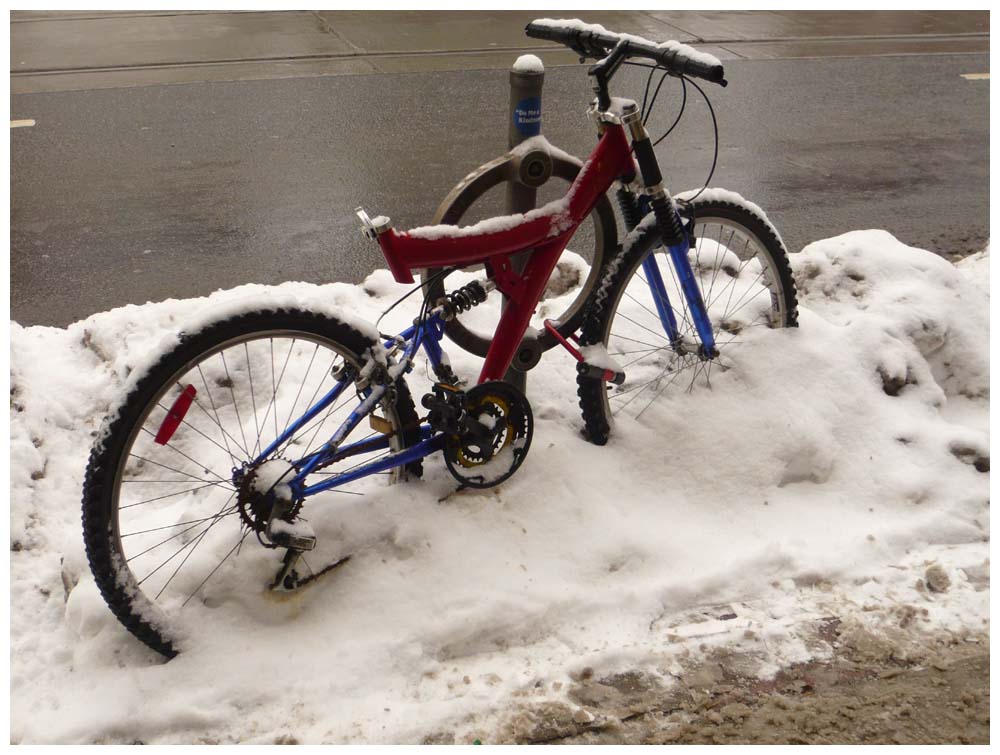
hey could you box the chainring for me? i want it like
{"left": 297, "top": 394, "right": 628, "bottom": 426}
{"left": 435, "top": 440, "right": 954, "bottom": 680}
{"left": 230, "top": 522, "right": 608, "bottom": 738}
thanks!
{"left": 443, "top": 380, "right": 533, "bottom": 489}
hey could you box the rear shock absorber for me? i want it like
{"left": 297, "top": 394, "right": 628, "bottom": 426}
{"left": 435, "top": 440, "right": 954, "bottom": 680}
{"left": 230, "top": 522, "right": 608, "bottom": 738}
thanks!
{"left": 429, "top": 279, "right": 496, "bottom": 386}
{"left": 437, "top": 279, "right": 493, "bottom": 321}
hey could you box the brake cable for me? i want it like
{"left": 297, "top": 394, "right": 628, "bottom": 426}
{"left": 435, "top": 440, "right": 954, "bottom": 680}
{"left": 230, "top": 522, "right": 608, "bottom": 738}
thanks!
{"left": 676, "top": 74, "right": 719, "bottom": 203}
{"left": 652, "top": 75, "right": 687, "bottom": 146}
{"left": 375, "top": 265, "right": 456, "bottom": 338}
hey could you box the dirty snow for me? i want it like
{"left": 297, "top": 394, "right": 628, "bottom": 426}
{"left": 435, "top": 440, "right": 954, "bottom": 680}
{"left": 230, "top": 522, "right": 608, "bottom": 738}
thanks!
{"left": 9, "top": 231, "right": 989, "bottom": 743}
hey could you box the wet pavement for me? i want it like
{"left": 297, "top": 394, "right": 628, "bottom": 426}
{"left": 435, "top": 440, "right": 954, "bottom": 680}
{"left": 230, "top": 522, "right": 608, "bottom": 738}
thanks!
{"left": 12, "top": 10, "right": 988, "bottom": 92}
{"left": 9, "top": 11, "right": 990, "bottom": 326}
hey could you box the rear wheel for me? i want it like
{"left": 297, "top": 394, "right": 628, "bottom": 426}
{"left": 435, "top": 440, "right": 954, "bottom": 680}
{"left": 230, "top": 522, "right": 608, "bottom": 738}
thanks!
{"left": 577, "top": 195, "right": 799, "bottom": 444}
{"left": 81, "top": 309, "right": 420, "bottom": 657}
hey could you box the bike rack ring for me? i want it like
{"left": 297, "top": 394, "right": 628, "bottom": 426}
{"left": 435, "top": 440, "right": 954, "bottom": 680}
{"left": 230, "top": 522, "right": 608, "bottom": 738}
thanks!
{"left": 420, "top": 151, "right": 618, "bottom": 358}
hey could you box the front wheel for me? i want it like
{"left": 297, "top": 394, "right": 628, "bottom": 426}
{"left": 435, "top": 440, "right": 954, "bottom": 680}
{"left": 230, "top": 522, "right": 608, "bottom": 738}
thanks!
{"left": 81, "top": 309, "right": 420, "bottom": 658}
{"left": 577, "top": 193, "right": 799, "bottom": 445}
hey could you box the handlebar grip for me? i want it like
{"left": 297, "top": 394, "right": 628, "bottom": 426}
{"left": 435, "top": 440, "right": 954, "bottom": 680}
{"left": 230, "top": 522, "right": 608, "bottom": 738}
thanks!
{"left": 525, "top": 21, "right": 570, "bottom": 44}
{"left": 525, "top": 21, "right": 609, "bottom": 59}
{"left": 659, "top": 49, "right": 726, "bottom": 85}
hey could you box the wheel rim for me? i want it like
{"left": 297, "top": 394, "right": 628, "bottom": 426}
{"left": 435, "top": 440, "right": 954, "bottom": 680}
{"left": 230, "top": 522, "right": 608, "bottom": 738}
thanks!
{"left": 108, "top": 330, "right": 404, "bottom": 627}
{"left": 600, "top": 216, "right": 790, "bottom": 422}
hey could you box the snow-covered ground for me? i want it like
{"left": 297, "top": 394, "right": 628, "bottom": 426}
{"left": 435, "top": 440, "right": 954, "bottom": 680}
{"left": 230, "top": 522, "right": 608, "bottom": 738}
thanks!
{"left": 9, "top": 230, "right": 989, "bottom": 744}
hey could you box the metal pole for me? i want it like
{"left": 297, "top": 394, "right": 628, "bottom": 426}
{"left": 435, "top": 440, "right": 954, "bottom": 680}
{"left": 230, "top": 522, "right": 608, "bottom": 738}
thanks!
{"left": 503, "top": 55, "right": 544, "bottom": 392}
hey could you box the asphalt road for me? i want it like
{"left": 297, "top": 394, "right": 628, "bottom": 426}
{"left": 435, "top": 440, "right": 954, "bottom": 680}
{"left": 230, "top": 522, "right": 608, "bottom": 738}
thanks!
{"left": 11, "top": 53, "right": 989, "bottom": 326}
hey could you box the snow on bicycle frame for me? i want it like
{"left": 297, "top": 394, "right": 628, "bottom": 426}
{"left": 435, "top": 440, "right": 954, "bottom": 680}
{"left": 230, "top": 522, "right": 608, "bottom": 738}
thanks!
{"left": 362, "top": 120, "right": 635, "bottom": 386}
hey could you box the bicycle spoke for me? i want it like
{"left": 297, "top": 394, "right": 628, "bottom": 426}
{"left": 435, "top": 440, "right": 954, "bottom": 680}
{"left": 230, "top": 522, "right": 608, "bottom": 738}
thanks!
{"left": 181, "top": 529, "right": 252, "bottom": 608}
{"left": 154, "top": 400, "right": 240, "bottom": 460}
{"left": 127, "top": 453, "right": 234, "bottom": 488}
{"left": 154, "top": 501, "right": 241, "bottom": 601}
{"left": 722, "top": 273, "right": 770, "bottom": 320}
{"left": 122, "top": 507, "right": 240, "bottom": 538}
{"left": 613, "top": 309, "right": 675, "bottom": 344}
{"left": 126, "top": 497, "right": 238, "bottom": 564}
{"left": 136, "top": 506, "right": 231, "bottom": 586}
{"left": 301, "top": 395, "right": 359, "bottom": 459}
{"left": 620, "top": 346, "right": 672, "bottom": 369}
{"left": 611, "top": 357, "right": 691, "bottom": 413}
{"left": 274, "top": 338, "right": 296, "bottom": 439}
{"left": 120, "top": 481, "right": 222, "bottom": 510}
{"left": 608, "top": 331, "right": 670, "bottom": 350}
{"left": 196, "top": 364, "right": 243, "bottom": 463}
{"left": 634, "top": 358, "right": 698, "bottom": 418}
{"left": 635, "top": 267, "right": 693, "bottom": 334}
{"left": 276, "top": 355, "right": 340, "bottom": 457}
{"left": 244, "top": 342, "right": 262, "bottom": 459}
{"left": 93, "top": 321, "right": 415, "bottom": 657}
{"left": 189, "top": 393, "right": 250, "bottom": 459}
{"left": 623, "top": 289, "right": 676, "bottom": 334}
{"left": 279, "top": 343, "right": 320, "bottom": 449}
{"left": 701, "top": 225, "right": 722, "bottom": 305}
{"left": 596, "top": 208, "right": 792, "bottom": 426}
{"left": 138, "top": 426, "right": 230, "bottom": 484}
{"left": 219, "top": 351, "right": 251, "bottom": 459}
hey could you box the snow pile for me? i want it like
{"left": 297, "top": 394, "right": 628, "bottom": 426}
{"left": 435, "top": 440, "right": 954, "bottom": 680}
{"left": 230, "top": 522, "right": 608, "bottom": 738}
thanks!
{"left": 9, "top": 231, "right": 988, "bottom": 743}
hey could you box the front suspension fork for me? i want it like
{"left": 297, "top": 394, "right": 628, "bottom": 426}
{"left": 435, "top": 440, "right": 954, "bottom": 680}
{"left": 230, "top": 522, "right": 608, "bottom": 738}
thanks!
{"left": 617, "top": 187, "right": 718, "bottom": 357}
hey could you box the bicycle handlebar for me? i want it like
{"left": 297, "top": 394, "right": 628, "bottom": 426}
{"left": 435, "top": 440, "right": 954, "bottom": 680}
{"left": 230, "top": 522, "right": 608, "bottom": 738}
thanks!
{"left": 525, "top": 19, "right": 726, "bottom": 86}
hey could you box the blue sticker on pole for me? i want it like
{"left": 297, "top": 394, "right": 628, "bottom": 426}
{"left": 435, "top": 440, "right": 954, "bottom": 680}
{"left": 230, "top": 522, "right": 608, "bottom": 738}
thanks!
{"left": 513, "top": 96, "right": 542, "bottom": 137}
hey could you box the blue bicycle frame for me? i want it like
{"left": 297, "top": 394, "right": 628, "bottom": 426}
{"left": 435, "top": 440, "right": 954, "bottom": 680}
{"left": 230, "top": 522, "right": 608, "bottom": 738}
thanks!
{"left": 246, "top": 309, "right": 453, "bottom": 500}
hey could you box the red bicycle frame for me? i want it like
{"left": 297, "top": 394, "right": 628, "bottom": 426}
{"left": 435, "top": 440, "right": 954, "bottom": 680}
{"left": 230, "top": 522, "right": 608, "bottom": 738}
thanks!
{"left": 375, "top": 123, "right": 634, "bottom": 384}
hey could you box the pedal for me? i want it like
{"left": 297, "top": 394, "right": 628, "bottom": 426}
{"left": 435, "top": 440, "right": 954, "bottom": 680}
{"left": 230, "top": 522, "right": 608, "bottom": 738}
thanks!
{"left": 265, "top": 518, "right": 317, "bottom": 551}
{"left": 544, "top": 319, "right": 627, "bottom": 386}
{"left": 576, "top": 361, "right": 626, "bottom": 385}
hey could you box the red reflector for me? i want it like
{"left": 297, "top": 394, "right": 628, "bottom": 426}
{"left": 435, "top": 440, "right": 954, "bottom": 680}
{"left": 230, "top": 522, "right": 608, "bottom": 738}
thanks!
{"left": 154, "top": 384, "right": 197, "bottom": 445}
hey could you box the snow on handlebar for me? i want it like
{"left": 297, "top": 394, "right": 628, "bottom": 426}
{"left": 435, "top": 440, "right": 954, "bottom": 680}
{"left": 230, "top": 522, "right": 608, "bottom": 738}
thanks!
{"left": 525, "top": 18, "right": 727, "bottom": 86}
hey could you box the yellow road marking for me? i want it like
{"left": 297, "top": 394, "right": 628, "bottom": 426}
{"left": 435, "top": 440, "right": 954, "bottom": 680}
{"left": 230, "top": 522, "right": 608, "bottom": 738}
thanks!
{"left": 10, "top": 119, "right": 35, "bottom": 128}
{"left": 960, "top": 73, "right": 989, "bottom": 80}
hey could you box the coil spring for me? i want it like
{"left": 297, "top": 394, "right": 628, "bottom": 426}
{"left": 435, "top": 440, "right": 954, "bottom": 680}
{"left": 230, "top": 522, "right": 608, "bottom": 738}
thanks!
{"left": 441, "top": 280, "right": 488, "bottom": 319}
{"left": 615, "top": 187, "right": 644, "bottom": 232}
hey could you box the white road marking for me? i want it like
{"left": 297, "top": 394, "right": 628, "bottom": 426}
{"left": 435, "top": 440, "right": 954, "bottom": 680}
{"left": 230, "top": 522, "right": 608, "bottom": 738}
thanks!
{"left": 960, "top": 73, "right": 989, "bottom": 80}
{"left": 10, "top": 119, "right": 35, "bottom": 128}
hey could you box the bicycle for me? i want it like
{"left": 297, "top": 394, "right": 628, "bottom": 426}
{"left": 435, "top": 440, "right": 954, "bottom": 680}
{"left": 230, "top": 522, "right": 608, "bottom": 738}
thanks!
{"left": 82, "top": 19, "right": 798, "bottom": 658}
